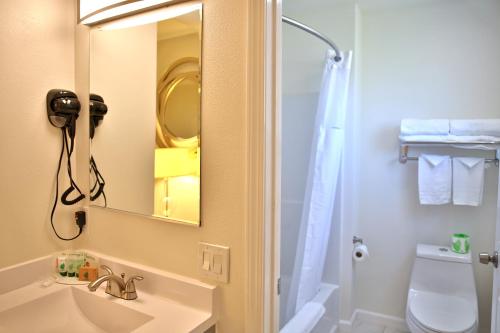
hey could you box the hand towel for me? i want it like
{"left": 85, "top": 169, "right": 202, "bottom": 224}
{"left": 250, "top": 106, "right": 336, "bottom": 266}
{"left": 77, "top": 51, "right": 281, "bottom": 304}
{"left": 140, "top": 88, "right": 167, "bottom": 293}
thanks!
{"left": 418, "top": 154, "right": 452, "bottom": 205}
{"left": 452, "top": 157, "right": 485, "bottom": 206}
{"left": 450, "top": 119, "right": 500, "bottom": 137}
{"left": 401, "top": 119, "right": 450, "bottom": 136}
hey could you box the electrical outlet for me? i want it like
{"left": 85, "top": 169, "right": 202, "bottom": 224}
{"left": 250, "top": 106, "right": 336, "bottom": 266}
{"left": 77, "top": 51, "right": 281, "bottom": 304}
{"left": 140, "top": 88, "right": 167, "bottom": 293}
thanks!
{"left": 78, "top": 206, "right": 90, "bottom": 235}
{"left": 198, "top": 242, "right": 230, "bottom": 283}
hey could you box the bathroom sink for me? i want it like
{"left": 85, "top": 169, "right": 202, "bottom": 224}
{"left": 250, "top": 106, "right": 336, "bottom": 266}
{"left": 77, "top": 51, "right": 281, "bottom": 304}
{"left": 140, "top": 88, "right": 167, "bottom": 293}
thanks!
{"left": 0, "top": 287, "right": 153, "bottom": 333}
{"left": 0, "top": 251, "right": 218, "bottom": 333}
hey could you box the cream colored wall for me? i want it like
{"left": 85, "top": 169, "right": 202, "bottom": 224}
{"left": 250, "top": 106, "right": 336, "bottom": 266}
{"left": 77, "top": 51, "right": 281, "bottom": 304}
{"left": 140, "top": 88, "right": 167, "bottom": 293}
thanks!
{"left": 1, "top": 1, "right": 249, "bottom": 331}
{"left": 0, "top": 0, "right": 78, "bottom": 268}
{"left": 79, "top": 1, "right": 248, "bottom": 332}
{"left": 356, "top": 1, "right": 500, "bottom": 329}
{"left": 90, "top": 24, "right": 156, "bottom": 215}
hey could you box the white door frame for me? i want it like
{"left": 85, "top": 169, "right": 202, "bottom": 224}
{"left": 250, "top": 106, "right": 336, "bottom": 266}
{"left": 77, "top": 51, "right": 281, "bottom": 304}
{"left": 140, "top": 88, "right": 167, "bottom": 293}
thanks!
{"left": 245, "top": 0, "right": 282, "bottom": 332}
{"left": 491, "top": 152, "right": 500, "bottom": 332}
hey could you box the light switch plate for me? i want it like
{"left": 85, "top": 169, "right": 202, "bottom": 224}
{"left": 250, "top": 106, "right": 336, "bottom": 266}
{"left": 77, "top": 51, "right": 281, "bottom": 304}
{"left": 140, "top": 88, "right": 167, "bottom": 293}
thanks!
{"left": 198, "top": 242, "right": 230, "bottom": 283}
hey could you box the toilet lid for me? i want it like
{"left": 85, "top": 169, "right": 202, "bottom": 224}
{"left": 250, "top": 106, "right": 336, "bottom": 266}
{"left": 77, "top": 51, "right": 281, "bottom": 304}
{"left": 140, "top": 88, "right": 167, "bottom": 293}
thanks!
{"left": 409, "top": 291, "right": 476, "bottom": 333}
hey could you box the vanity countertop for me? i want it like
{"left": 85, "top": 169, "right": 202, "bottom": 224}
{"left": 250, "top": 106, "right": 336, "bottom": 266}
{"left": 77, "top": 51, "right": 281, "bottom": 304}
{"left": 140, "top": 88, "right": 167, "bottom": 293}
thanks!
{"left": 0, "top": 251, "right": 218, "bottom": 333}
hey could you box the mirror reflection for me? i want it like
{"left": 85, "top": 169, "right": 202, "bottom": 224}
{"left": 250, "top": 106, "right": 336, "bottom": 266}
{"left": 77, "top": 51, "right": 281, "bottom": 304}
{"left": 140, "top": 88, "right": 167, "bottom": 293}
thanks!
{"left": 89, "top": 5, "right": 202, "bottom": 225}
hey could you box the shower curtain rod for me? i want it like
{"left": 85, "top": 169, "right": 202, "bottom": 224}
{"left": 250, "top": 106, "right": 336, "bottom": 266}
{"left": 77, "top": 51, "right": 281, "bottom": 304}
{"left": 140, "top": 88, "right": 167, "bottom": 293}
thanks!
{"left": 282, "top": 16, "right": 342, "bottom": 62}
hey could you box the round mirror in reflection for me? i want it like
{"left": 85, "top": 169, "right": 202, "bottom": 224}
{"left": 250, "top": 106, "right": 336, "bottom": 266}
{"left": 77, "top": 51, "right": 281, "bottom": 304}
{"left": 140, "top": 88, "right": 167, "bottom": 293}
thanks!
{"left": 164, "top": 76, "right": 200, "bottom": 138}
{"left": 157, "top": 58, "right": 200, "bottom": 148}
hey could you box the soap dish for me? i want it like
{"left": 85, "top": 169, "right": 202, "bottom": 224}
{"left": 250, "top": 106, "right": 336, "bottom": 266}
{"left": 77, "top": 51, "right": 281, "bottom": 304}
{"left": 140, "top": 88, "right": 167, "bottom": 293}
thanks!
{"left": 54, "top": 274, "right": 89, "bottom": 285}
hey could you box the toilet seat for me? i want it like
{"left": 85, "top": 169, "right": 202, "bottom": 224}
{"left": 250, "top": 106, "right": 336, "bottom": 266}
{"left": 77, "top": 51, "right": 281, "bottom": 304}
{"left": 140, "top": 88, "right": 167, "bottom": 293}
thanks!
{"left": 408, "top": 310, "right": 476, "bottom": 333}
{"left": 408, "top": 291, "right": 476, "bottom": 333}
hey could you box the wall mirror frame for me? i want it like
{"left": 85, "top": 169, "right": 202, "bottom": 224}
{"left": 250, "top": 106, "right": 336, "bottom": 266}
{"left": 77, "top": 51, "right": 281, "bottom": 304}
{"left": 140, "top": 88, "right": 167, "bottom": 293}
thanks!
{"left": 88, "top": 1, "right": 203, "bottom": 227}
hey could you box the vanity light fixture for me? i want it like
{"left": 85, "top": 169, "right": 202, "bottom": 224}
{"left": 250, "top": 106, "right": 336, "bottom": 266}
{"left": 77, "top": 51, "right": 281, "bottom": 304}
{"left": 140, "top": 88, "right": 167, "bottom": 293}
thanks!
{"left": 97, "top": 2, "right": 201, "bottom": 31}
{"left": 79, "top": 0, "right": 199, "bottom": 26}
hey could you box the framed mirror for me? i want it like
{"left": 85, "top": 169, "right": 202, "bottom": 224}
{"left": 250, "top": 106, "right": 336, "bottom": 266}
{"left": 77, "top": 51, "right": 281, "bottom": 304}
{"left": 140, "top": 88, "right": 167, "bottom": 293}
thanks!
{"left": 89, "top": 3, "right": 202, "bottom": 226}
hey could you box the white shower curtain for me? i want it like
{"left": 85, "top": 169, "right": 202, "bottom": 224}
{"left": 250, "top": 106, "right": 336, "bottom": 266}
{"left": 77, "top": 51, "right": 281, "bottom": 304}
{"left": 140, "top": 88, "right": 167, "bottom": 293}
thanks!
{"left": 285, "top": 50, "right": 353, "bottom": 321}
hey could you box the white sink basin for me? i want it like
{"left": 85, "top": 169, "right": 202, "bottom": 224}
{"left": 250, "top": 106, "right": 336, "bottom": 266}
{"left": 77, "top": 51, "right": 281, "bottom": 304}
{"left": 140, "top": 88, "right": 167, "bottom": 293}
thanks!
{"left": 0, "top": 287, "right": 153, "bottom": 333}
{"left": 0, "top": 251, "right": 218, "bottom": 333}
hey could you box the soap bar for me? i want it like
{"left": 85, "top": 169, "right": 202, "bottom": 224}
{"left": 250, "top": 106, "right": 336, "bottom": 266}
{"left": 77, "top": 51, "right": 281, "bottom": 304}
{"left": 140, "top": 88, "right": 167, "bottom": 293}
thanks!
{"left": 79, "top": 267, "right": 98, "bottom": 282}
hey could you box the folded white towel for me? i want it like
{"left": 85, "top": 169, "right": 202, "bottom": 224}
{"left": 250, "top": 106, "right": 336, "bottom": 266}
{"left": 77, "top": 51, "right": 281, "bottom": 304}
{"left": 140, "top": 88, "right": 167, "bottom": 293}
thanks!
{"left": 418, "top": 154, "right": 452, "bottom": 205}
{"left": 453, "top": 157, "right": 485, "bottom": 206}
{"left": 401, "top": 119, "right": 450, "bottom": 136}
{"left": 450, "top": 119, "right": 500, "bottom": 137}
{"left": 280, "top": 302, "right": 325, "bottom": 333}
{"left": 400, "top": 134, "right": 500, "bottom": 144}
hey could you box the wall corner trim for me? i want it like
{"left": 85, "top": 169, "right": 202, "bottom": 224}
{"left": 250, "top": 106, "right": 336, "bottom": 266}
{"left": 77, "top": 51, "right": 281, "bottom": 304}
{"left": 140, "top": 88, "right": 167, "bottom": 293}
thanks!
{"left": 244, "top": 0, "right": 281, "bottom": 332}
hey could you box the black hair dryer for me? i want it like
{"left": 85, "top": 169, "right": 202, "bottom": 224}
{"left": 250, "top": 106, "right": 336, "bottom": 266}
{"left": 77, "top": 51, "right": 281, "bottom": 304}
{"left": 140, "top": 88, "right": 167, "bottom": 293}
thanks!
{"left": 89, "top": 93, "right": 108, "bottom": 139}
{"left": 46, "top": 89, "right": 85, "bottom": 241}
{"left": 89, "top": 93, "right": 108, "bottom": 205}
{"left": 46, "top": 89, "right": 81, "bottom": 139}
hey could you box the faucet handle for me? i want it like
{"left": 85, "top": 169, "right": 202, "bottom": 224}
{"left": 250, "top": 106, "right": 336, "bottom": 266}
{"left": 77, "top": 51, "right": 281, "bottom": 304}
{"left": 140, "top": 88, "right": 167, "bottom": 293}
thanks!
{"left": 129, "top": 275, "right": 144, "bottom": 281}
{"left": 125, "top": 275, "right": 144, "bottom": 288}
{"left": 123, "top": 275, "right": 144, "bottom": 300}
{"left": 100, "top": 265, "right": 113, "bottom": 275}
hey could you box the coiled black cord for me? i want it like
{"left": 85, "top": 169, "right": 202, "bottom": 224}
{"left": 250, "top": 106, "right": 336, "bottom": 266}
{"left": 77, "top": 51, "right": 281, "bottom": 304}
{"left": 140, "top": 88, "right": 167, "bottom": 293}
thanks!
{"left": 50, "top": 128, "right": 85, "bottom": 241}
{"left": 90, "top": 155, "right": 107, "bottom": 206}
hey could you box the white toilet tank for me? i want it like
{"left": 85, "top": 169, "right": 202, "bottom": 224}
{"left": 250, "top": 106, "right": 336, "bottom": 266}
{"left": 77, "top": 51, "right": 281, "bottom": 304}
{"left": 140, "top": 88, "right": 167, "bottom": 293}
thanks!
{"left": 407, "top": 244, "right": 479, "bottom": 333}
{"left": 409, "top": 244, "right": 477, "bottom": 300}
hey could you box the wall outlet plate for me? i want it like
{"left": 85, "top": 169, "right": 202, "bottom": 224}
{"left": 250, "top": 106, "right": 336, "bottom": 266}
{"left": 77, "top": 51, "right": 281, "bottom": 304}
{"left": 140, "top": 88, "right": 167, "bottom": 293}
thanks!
{"left": 198, "top": 242, "right": 230, "bottom": 283}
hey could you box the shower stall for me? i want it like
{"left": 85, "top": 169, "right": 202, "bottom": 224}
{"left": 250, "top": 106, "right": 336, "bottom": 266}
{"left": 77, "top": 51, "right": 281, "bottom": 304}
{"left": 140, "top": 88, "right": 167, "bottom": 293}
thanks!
{"left": 280, "top": 3, "right": 354, "bottom": 332}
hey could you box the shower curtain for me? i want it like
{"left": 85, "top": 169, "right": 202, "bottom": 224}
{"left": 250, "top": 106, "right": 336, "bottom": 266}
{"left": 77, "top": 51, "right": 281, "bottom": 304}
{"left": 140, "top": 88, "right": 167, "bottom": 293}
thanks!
{"left": 285, "top": 50, "right": 353, "bottom": 321}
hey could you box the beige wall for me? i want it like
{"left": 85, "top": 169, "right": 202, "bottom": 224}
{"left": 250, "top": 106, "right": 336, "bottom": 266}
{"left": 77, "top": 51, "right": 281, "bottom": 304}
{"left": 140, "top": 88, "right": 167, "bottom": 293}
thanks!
{"left": 1, "top": 1, "right": 249, "bottom": 332}
{"left": 0, "top": 0, "right": 78, "bottom": 267}
{"left": 357, "top": 1, "right": 500, "bottom": 330}
{"left": 79, "top": 1, "right": 249, "bottom": 332}
{"left": 90, "top": 24, "right": 156, "bottom": 215}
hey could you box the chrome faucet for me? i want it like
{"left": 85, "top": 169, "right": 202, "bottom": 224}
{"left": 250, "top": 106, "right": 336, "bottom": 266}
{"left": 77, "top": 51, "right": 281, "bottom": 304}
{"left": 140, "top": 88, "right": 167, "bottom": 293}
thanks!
{"left": 87, "top": 265, "right": 144, "bottom": 300}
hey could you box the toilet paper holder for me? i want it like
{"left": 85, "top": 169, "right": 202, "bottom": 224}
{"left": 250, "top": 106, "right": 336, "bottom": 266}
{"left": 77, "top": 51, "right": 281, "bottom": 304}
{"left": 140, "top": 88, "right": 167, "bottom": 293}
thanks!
{"left": 353, "top": 236, "right": 363, "bottom": 245}
{"left": 352, "top": 236, "right": 369, "bottom": 262}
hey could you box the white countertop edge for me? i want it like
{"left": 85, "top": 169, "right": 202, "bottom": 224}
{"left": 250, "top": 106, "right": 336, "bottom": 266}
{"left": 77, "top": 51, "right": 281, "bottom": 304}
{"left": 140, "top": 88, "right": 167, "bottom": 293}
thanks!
{"left": 0, "top": 251, "right": 219, "bottom": 332}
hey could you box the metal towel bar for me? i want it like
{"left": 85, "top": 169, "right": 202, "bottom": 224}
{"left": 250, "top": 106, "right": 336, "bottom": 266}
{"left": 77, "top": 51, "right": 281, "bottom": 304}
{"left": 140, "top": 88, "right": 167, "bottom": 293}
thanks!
{"left": 399, "top": 142, "right": 500, "bottom": 166}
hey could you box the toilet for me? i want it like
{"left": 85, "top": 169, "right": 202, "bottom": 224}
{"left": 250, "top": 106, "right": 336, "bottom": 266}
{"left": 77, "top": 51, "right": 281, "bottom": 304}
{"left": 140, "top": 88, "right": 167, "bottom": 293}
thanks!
{"left": 406, "top": 244, "right": 478, "bottom": 333}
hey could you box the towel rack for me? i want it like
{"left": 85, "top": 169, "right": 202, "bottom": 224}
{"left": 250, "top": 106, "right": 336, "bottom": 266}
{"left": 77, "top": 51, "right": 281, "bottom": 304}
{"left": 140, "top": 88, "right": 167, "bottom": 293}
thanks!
{"left": 399, "top": 141, "right": 500, "bottom": 166}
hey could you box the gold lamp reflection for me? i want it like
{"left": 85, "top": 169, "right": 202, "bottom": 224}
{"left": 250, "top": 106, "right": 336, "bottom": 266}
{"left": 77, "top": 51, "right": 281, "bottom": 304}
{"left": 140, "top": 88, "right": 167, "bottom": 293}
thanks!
{"left": 154, "top": 148, "right": 200, "bottom": 223}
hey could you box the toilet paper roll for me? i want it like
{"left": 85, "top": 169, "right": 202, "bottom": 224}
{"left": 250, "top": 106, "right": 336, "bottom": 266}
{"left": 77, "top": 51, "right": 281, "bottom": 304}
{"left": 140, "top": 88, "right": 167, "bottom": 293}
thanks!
{"left": 353, "top": 244, "right": 369, "bottom": 263}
